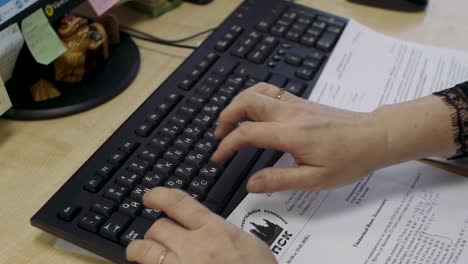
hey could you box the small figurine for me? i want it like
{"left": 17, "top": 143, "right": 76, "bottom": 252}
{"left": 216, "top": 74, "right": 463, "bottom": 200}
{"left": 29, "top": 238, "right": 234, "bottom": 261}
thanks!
{"left": 30, "top": 79, "right": 61, "bottom": 102}
{"left": 54, "top": 14, "right": 109, "bottom": 83}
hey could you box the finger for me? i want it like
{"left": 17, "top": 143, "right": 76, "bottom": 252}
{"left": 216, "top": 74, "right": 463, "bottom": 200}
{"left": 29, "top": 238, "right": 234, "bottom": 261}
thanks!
{"left": 215, "top": 86, "right": 285, "bottom": 139}
{"left": 143, "top": 188, "right": 217, "bottom": 230}
{"left": 145, "top": 218, "right": 187, "bottom": 252}
{"left": 249, "top": 82, "right": 297, "bottom": 102}
{"left": 211, "top": 121, "right": 290, "bottom": 163}
{"left": 127, "top": 239, "right": 178, "bottom": 264}
{"left": 247, "top": 166, "right": 326, "bottom": 193}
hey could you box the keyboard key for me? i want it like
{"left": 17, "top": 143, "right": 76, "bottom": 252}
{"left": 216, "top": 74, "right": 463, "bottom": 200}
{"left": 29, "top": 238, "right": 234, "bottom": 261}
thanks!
{"left": 160, "top": 124, "right": 183, "bottom": 141}
{"left": 153, "top": 159, "right": 175, "bottom": 176}
{"left": 270, "top": 24, "right": 287, "bottom": 36}
{"left": 84, "top": 175, "right": 106, "bottom": 193}
{"left": 116, "top": 172, "right": 142, "bottom": 189}
{"left": 201, "top": 104, "right": 222, "bottom": 118}
{"left": 141, "top": 208, "right": 163, "bottom": 221}
{"left": 188, "top": 68, "right": 204, "bottom": 81}
{"left": 138, "top": 148, "right": 162, "bottom": 164}
{"left": 256, "top": 19, "right": 273, "bottom": 32}
{"left": 128, "top": 159, "right": 151, "bottom": 176}
{"left": 146, "top": 111, "right": 165, "bottom": 125}
{"left": 174, "top": 163, "right": 198, "bottom": 180}
{"left": 306, "top": 27, "right": 322, "bottom": 37}
{"left": 163, "top": 146, "right": 187, "bottom": 163}
{"left": 135, "top": 123, "right": 156, "bottom": 137}
{"left": 285, "top": 30, "right": 302, "bottom": 41}
{"left": 205, "top": 52, "right": 219, "bottom": 63}
{"left": 210, "top": 93, "right": 231, "bottom": 107}
{"left": 268, "top": 74, "right": 288, "bottom": 88}
{"left": 141, "top": 171, "right": 168, "bottom": 188}
{"left": 317, "top": 15, "right": 346, "bottom": 28}
{"left": 285, "top": 80, "right": 306, "bottom": 95}
{"left": 183, "top": 125, "right": 204, "bottom": 140}
{"left": 120, "top": 217, "right": 153, "bottom": 246}
{"left": 108, "top": 151, "right": 129, "bottom": 166}
{"left": 192, "top": 114, "right": 215, "bottom": 129}
{"left": 119, "top": 198, "right": 143, "bottom": 218}
{"left": 149, "top": 136, "right": 172, "bottom": 150}
{"left": 164, "top": 176, "right": 188, "bottom": 189}
{"left": 303, "top": 59, "right": 321, "bottom": 69}
{"left": 327, "top": 25, "right": 342, "bottom": 34}
{"left": 203, "top": 127, "right": 219, "bottom": 144}
{"left": 179, "top": 78, "right": 196, "bottom": 90}
{"left": 262, "top": 36, "right": 279, "bottom": 47}
{"left": 104, "top": 184, "right": 130, "bottom": 203}
{"left": 285, "top": 54, "right": 303, "bottom": 66}
{"left": 282, "top": 10, "right": 298, "bottom": 21}
{"left": 295, "top": 67, "right": 316, "bottom": 80}
{"left": 174, "top": 135, "right": 196, "bottom": 151}
{"left": 99, "top": 212, "right": 132, "bottom": 242}
{"left": 225, "top": 76, "right": 246, "bottom": 89}
{"left": 194, "top": 138, "right": 217, "bottom": 155}
{"left": 247, "top": 50, "right": 267, "bottom": 64}
{"left": 79, "top": 212, "right": 106, "bottom": 233}
{"left": 205, "top": 148, "right": 261, "bottom": 213}
{"left": 91, "top": 198, "right": 117, "bottom": 218}
{"left": 300, "top": 34, "right": 317, "bottom": 46}
{"left": 188, "top": 177, "right": 214, "bottom": 196}
{"left": 119, "top": 141, "right": 140, "bottom": 154}
{"left": 185, "top": 151, "right": 208, "bottom": 168}
{"left": 214, "top": 39, "right": 230, "bottom": 52}
{"left": 186, "top": 190, "right": 204, "bottom": 201}
{"left": 199, "top": 163, "right": 223, "bottom": 180}
{"left": 58, "top": 204, "right": 81, "bottom": 222}
{"left": 312, "top": 21, "right": 327, "bottom": 30}
{"left": 317, "top": 31, "right": 339, "bottom": 51}
{"left": 166, "top": 93, "right": 183, "bottom": 107}
{"left": 130, "top": 185, "right": 152, "bottom": 202}
{"left": 97, "top": 163, "right": 116, "bottom": 179}
{"left": 307, "top": 51, "right": 325, "bottom": 62}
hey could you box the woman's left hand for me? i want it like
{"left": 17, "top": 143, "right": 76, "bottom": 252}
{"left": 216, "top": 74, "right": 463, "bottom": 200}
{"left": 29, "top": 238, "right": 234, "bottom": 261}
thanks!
{"left": 126, "top": 187, "right": 277, "bottom": 264}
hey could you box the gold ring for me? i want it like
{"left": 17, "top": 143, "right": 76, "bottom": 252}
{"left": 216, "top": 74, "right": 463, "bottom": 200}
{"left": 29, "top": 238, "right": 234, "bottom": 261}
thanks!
{"left": 158, "top": 249, "right": 169, "bottom": 264}
{"left": 276, "top": 88, "right": 286, "bottom": 101}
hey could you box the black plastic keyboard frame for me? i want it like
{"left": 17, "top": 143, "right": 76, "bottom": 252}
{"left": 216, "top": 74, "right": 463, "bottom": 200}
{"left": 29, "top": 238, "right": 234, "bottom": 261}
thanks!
{"left": 31, "top": 0, "right": 348, "bottom": 263}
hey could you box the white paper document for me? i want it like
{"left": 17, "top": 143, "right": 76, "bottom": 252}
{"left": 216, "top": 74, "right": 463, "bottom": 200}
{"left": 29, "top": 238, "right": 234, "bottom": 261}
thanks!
{"left": 0, "top": 75, "right": 11, "bottom": 115}
{"left": 227, "top": 156, "right": 468, "bottom": 264}
{"left": 0, "top": 23, "right": 24, "bottom": 82}
{"left": 310, "top": 20, "right": 468, "bottom": 112}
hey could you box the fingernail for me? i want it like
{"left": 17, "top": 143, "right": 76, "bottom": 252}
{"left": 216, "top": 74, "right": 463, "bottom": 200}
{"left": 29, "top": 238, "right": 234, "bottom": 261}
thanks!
{"left": 248, "top": 176, "right": 265, "bottom": 193}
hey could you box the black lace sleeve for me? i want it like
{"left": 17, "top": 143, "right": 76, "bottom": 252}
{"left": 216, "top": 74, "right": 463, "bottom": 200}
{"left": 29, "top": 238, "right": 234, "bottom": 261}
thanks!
{"left": 433, "top": 82, "right": 468, "bottom": 159}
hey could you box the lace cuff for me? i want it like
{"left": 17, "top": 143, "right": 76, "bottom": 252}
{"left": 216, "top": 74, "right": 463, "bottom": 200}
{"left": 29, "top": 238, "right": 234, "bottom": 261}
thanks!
{"left": 433, "top": 82, "right": 468, "bottom": 159}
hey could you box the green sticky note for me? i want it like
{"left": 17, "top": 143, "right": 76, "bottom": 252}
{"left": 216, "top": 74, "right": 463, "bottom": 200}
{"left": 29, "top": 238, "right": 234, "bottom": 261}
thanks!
{"left": 21, "top": 9, "right": 66, "bottom": 65}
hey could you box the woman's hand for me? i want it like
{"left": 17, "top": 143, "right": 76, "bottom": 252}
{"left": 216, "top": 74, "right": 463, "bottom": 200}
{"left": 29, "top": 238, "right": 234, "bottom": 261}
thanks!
{"left": 211, "top": 83, "right": 456, "bottom": 193}
{"left": 126, "top": 188, "right": 277, "bottom": 264}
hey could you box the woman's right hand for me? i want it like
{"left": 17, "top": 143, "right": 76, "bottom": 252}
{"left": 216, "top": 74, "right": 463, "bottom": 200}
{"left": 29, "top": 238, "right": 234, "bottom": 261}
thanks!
{"left": 211, "top": 83, "right": 389, "bottom": 193}
{"left": 211, "top": 83, "right": 456, "bottom": 194}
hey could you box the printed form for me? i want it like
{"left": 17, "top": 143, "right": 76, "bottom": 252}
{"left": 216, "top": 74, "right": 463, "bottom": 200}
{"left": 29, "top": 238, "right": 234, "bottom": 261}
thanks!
{"left": 227, "top": 20, "right": 468, "bottom": 264}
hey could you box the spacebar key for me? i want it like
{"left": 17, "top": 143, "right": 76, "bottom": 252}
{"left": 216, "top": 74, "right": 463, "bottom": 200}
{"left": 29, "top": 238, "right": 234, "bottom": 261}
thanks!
{"left": 204, "top": 147, "right": 262, "bottom": 213}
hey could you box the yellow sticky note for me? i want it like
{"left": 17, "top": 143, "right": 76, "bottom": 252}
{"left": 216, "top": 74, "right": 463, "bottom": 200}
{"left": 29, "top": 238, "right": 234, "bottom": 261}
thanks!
{"left": 0, "top": 76, "right": 12, "bottom": 115}
{"left": 21, "top": 9, "right": 66, "bottom": 65}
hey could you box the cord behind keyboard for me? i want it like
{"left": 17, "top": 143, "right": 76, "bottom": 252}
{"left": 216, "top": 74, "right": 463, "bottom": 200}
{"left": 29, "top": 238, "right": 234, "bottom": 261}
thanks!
{"left": 31, "top": 1, "right": 347, "bottom": 263}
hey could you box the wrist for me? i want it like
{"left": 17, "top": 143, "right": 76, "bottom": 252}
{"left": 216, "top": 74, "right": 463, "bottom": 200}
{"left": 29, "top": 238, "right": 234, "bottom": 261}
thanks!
{"left": 373, "top": 96, "right": 456, "bottom": 167}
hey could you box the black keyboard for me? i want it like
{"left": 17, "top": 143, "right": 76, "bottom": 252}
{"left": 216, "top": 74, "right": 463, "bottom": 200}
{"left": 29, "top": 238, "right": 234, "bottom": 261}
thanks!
{"left": 31, "top": 0, "right": 347, "bottom": 263}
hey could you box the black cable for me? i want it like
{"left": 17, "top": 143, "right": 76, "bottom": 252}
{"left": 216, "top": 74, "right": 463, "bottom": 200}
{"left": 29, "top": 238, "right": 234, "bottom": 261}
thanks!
{"left": 126, "top": 33, "right": 200, "bottom": 49}
{"left": 121, "top": 25, "right": 215, "bottom": 44}
{"left": 120, "top": 25, "right": 215, "bottom": 50}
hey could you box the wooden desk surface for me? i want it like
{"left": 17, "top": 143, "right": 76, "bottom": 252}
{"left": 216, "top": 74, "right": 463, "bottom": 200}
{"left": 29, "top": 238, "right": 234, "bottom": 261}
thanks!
{"left": 0, "top": 0, "right": 467, "bottom": 263}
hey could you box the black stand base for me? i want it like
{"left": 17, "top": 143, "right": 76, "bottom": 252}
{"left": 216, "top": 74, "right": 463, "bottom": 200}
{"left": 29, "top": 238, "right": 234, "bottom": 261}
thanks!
{"left": 3, "top": 32, "right": 140, "bottom": 120}
{"left": 347, "top": 0, "right": 428, "bottom": 12}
